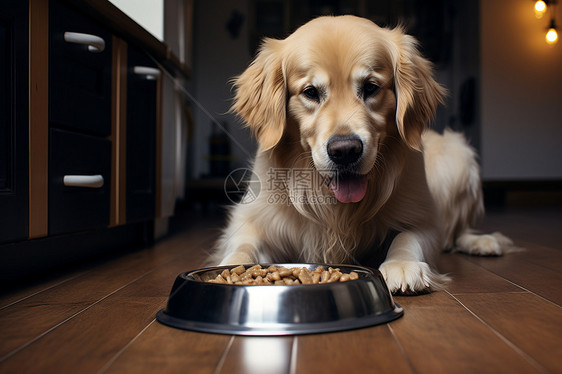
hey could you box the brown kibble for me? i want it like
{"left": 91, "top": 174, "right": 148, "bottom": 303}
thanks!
{"left": 320, "top": 271, "right": 330, "bottom": 283}
{"left": 240, "top": 271, "right": 253, "bottom": 281}
{"left": 291, "top": 267, "right": 301, "bottom": 277}
{"left": 246, "top": 265, "right": 262, "bottom": 277}
{"left": 231, "top": 265, "right": 246, "bottom": 275}
{"left": 209, "top": 275, "right": 227, "bottom": 284}
{"left": 314, "top": 266, "right": 325, "bottom": 273}
{"left": 311, "top": 272, "right": 321, "bottom": 284}
{"left": 278, "top": 267, "right": 292, "bottom": 277}
{"left": 327, "top": 272, "right": 341, "bottom": 283}
{"left": 258, "top": 268, "right": 269, "bottom": 277}
{"left": 298, "top": 269, "right": 313, "bottom": 284}
{"left": 207, "top": 265, "right": 360, "bottom": 285}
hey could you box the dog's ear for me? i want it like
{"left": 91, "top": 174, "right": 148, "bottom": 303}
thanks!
{"left": 392, "top": 32, "right": 446, "bottom": 151}
{"left": 231, "top": 38, "right": 286, "bottom": 151}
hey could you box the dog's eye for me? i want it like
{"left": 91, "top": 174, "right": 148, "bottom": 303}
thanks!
{"left": 303, "top": 86, "right": 320, "bottom": 102}
{"left": 362, "top": 81, "right": 380, "bottom": 100}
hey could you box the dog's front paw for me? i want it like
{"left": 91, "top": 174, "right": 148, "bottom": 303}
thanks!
{"left": 379, "top": 261, "right": 448, "bottom": 295}
{"left": 455, "top": 232, "right": 516, "bottom": 256}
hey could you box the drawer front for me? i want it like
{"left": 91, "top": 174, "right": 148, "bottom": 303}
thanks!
{"left": 49, "top": 129, "right": 111, "bottom": 235}
{"left": 126, "top": 47, "right": 157, "bottom": 223}
{"left": 49, "top": 0, "right": 112, "bottom": 137}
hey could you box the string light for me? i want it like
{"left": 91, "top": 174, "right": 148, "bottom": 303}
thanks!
{"left": 546, "top": 19, "right": 559, "bottom": 44}
{"left": 535, "top": 0, "right": 548, "bottom": 18}
{"left": 534, "top": 0, "right": 558, "bottom": 45}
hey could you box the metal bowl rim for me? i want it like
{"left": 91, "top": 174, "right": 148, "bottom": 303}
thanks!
{"left": 156, "top": 303, "right": 403, "bottom": 336}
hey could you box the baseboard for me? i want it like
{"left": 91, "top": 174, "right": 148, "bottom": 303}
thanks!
{"left": 483, "top": 180, "right": 562, "bottom": 208}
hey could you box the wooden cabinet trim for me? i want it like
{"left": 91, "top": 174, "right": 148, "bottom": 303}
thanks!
{"left": 110, "top": 36, "right": 127, "bottom": 226}
{"left": 28, "top": 0, "right": 49, "bottom": 239}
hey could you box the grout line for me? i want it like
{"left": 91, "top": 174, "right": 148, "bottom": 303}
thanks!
{"left": 386, "top": 324, "right": 418, "bottom": 374}
{"left": 213, "top": 335, "right": 235, "bottom": 374}
{"left": 0, "top": 271, "right": 90, "bottom": 311}
{"left": 289, "top": 336, "right": 298, "bottom": 374}
{"left": 462, "top": 257, "right": 562, "bottom": 309}
{"left": 446, "top": 290, "right": 550, "bottom": 374}
{"left": 96, "top": 319, "right": 157, "bottom": 374}
{"left": 450, "top": 291, "right": 528, "bottom": 296}
{"left": 500, "top": 280, "right": 562, "bottom": 310}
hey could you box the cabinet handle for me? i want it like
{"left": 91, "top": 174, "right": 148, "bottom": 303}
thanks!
{"left": 134, "top": 66, "right": 161, "bottom": 80}
{"left": 63, "top": 175, "right": 104, "bottom": 188}
{"left": 64, "top": 32, "right": 105, "bottom": 53}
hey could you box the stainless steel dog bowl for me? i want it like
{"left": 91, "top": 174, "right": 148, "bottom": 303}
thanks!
{"left": 156, "top": 263, "right": 403, "bottom": 336}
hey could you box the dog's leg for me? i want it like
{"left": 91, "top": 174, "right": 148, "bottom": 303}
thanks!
{"left": 379, "top": 231, "right": 449, "bottom": 294}
{"left": 214, "top": 218, "right": 270, "bottom": 266}
{"left": 219, "top": 243, "right": 260, "bottom": 265}
{"left": 454, "top": 230, "right": 516, "bottom": 256}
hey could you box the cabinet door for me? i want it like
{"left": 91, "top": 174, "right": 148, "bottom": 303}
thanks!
{"left": 49, "top": 129, "right": 111, "bottom": 235}
{"left": 126, "top": 47, "right": 158, "bottom": 223}
{"left": 49, "top": 0, "right": 112, "bottom": 137}
{"left": 0, "top": 0, "right": 29, "bottom": 243}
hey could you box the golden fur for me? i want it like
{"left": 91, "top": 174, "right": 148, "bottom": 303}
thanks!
{"left": 212, "top": 16, "right": 513, "bottom": 294}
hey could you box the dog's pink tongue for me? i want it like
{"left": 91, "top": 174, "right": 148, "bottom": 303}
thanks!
{"left": 330, "top": 175, "right": 368, "bottom": 203}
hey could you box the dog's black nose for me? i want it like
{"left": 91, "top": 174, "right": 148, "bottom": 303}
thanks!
{"left": 327, "top": 136, "right": 363, "bottom": 165}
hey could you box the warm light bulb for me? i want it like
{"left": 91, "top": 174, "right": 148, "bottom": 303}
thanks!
{"left": 535, "top": 0, "right": 547, "bottom": 18}
{"left": 546, "top": 27, "right": 558, "bottom": 44}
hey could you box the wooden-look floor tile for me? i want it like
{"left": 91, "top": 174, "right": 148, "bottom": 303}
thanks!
{"left": 465, "top": 253, "right": 562, "bottom": 306}
{"left": 507, "top": 241, "right": 562, "bottom": 273}
{"left": 294, "top": 325, "right": 413, "bottom": 373}
{"left": 455, "top": 292, "right": 562, "bottom": 373}
{"left": 391, "top": 292, "right": 542, "bottom": 373}
{"left": 0, "top": 232, "right": 208, "bottom": 360}
{"left": 217, "top": 336, "right": 294, "bottom": 374}
{"left": 480, "top": 209, "right": 562, "bottom": 248}
{"left": 102, "top": 324, "right": 232, "bottom": 374}
{"left": 0, "top": 270, "right": 87, "bottom": 310}
{"left": 437, "top": 252, "right": 523, "bottom": 295}
{"left": 0, "top": 248, "right": 212, "bottom": 373}
{"left": 1, "top": 209, "right": 560, "bottom": 373}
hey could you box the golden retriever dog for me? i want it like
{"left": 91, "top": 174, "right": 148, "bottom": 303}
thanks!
{"left": 212, "top": 15, "right": 513, "bottom": 294}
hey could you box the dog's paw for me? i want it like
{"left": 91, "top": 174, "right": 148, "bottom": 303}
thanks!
{"left": 455, "top": 232, "right": 516, "bottom": 256}
{"left": 379, "top": 261, "right": 449, "bottom": 295}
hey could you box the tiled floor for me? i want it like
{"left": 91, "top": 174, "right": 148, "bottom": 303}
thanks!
{"left": 0, "top": 207, "right": 561, "bottom": 373}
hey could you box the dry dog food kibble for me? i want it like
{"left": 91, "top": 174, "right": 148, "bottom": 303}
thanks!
{"left": 207, "top": 265, "right": 359, "bottom": 285}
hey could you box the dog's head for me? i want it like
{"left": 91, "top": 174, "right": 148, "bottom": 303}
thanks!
{"left": 232, "top": 15, "right": 445, "bottom": 203}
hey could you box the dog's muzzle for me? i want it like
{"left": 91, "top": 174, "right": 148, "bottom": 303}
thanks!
{"left": 326, "top": 135, "right": 368, "bottom": 204}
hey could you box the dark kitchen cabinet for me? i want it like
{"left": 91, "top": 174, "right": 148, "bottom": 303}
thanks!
{"left": 126, "top": 47, "right": 158, "bottom": 223}
{"left": 47, "top": 0, "right": 114, "bottom": 235}
{"left": 48, "top": 129, "right": 111, "bottom": 235}
{"left": 0, "top": 0, "right": 190, "bottom": 285}
{"left": 49, "top": 0, "right": 112, "bottom": 137}
{"left": 0, "top": 0, "right": 29, "bottom": 243}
